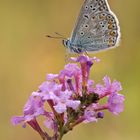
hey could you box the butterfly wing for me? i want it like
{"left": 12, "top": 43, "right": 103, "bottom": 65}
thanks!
{"left": 70, "top": 0, "right": 120, "bottom": 52}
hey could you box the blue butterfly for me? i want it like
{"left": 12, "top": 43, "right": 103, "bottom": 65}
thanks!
{"left": 63, "top": 0, "right": 120, "bottom": 53}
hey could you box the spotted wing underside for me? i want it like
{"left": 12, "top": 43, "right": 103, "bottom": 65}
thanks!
{"left": 70, "top": 0, "right": 120, "bottom": 52}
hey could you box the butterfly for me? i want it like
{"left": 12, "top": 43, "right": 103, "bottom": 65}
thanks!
{"left": 62, "top": 0, "right": 120, "bottom": 53}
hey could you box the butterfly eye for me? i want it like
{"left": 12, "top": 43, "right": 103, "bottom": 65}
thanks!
{"left": 63, "top": 39, "right": 69, "bottom": 47}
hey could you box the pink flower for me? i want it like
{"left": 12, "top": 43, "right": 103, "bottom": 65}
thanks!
{"left": 103, "top": 76, "right": 122, "bottom": 93}
{"left": 44, "top": 113, "right": 55, "bottom": 130}
{"left": 36, "top": 81, "right": 81, "bottom": 114}
{"left": 11, "top": 96, "right": 45, "bottom": 127}
{"left": 71, "top": 55, "right": 99, "bottom": 88}
{"left": 83, "top": 103, "right": 104, "bottom": 123}
{"left": 11, "top": 55, "right": 125, "bottom": 140}
{"left": 94, "top": 76, "right": 122, "bottom": 98}
{"left": 83, "top": 107, "right": 97, "bottom": 123}
{"left": 60, "top": 63, "right": 81, "bottom": 78}
{"left": 53, "top": 90, "right": 81, "bottom": 114}
{"left": 70, "top": 55, "right": 100, "bottom": 64}
{"left": 46, "top": 74, "right": 59, "bottom": 81}
{"left": 60, "top": 64, "right": 81, "bottom": 93}
{"left": 107, "top": 93, "right": 125, "bottom": 115}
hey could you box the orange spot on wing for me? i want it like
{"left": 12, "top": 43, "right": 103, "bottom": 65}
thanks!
{"left": 108, "top": 24, "right": 113, "bottom": 29}
{"left": 109, "top": 31, "right": 116, "bottom": 36}
{"left": 108, "top": 20, "right": 113, "bottom": 24}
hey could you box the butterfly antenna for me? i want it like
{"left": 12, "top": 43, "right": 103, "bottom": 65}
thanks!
{"left": 46, "top": 32, "right": 67, "bottom": 40}
{"left": 46, "top": 35, "right": 66, "bottom": 39}
{"left": 55, "top": 32, "right": 67, "bottom": 40}
{"left": 55, "top": 32, "right": 64, "bottom": 37}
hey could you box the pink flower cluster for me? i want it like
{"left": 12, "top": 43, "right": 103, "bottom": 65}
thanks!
{"left": 11, "top": 55, "right": 125, "bottom": 140}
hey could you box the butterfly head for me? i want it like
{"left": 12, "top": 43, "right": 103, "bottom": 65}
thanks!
{"left": 62, "top": 39, "right": 71, "bottom": 48}
{"left": 63, "top": 39, "right": 83, "bottom": 53}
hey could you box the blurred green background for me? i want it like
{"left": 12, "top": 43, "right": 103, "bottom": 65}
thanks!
{"left": 0, "top": 0, "right": 140, "bottom": 140}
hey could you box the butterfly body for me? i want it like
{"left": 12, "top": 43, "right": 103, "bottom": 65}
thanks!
{"left": 63, "top": 0, "right": 120, "bottom": 53}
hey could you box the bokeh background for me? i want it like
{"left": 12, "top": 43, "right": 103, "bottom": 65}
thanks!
{"left": 0, "top": 0, "right": 140, "bottom": 140}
